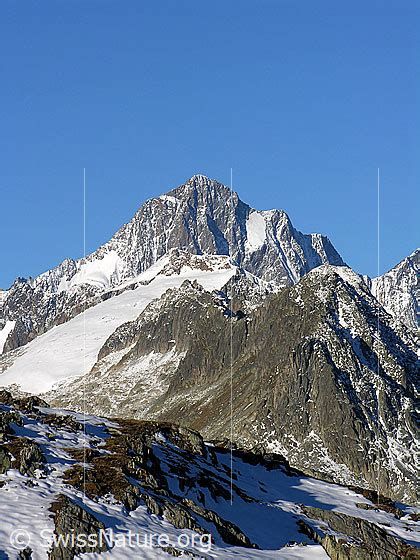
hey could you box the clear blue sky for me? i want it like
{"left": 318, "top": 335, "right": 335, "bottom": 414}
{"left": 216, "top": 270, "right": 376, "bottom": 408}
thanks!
{"left": 1, "top": 1, "right": 418, "bottom": 289}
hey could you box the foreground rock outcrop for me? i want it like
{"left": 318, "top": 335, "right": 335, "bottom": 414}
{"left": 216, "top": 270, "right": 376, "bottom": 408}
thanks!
{"left": 1, "top": 391, "right": 418, "bottom": 559}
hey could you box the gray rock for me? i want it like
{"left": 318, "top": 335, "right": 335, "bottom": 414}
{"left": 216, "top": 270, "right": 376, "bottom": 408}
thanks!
{"left": 300, "top": 505, "right": 420, "bottom": 559}
{"left": 49, "top": 495, "right": 108, "bottom": 560}
{"left": 0, "top": 447, "right": 11, "bottom": 474}
{"left": 0, "top": 174, "right": 344, "bottom": 354}
{"left": 371, "top": 248, "right": 419, "bottom": 332}
{"left": 4, "top": 437, "right": 45, "bottom": 477}
{"left": 51, "top": 266, "right": 419, "bottom": 503}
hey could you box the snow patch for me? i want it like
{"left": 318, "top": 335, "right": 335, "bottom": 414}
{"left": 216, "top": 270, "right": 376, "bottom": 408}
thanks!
{"left": 0, "top": 321, "right": 15, "bottom": 353}
{"left": 0, "top": 256, "right": 235, "bottom": 394}
{"left": 59, "top": 251, "right": 124, "bottom": 291}
{"left": 159, "top": 195, "right": 179, "bottom": 205}
{"left": 245, "top": 212, "right": 266, "bottom": 252}
{"left": 0, "top": 407, "right": 417, "bottom": 559}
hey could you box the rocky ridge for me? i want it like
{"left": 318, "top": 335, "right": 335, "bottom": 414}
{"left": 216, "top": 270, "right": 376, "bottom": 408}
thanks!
{"left": 0, "top": 175, "right": 344, "bottom": 354}
{"left": 371, "top": 249, "right": 419, "bottom": 333}
{"left": 0, "top": 173, "right": 418, "bottom": 538}
{"left": 47, "top": 264, "right": 419, "bottom": 504}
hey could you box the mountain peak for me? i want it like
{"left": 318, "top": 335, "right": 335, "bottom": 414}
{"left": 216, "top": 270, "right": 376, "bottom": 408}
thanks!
{"left": 168, "top": 174, "right": 234, "bottom": 200}
{"left": 186, "top": 173, "right": 223, "bottom": 186}
{"left": 405, "top": 247, "right": 419, "bottom": 266}
{"left": 0, "top": 174, "right": 348, "bottom": 356}
{"left": 187, "top": 173, "right": 213, "bottom": 183}
{"left": 372, "top": 247, "right": 419, "bottom": 331}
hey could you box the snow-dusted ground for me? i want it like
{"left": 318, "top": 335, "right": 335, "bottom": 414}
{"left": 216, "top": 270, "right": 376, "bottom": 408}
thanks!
{"left": 0, "top": 407, "right": 326, "bottom": 560}
{"left": 1, "top": 406, "right": 418, "bottom": 560}
{"left": 0, "top": 257, "right": 235, "bottom": 394}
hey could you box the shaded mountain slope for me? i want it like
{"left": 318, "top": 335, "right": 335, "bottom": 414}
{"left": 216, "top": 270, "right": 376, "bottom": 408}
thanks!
{"left": 48, "top": 266, "right": 419, "bottom": 504}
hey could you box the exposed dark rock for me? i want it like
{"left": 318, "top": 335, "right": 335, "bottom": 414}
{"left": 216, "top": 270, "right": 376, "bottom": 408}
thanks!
{"left": 300, "top": 505, "right": 420, "bottom": 560}
{"left": 0, "top": 389, "right": 14, "bottom": 406}
{"left": 15, "top": 396, "right": 49, "bottom": 414}
{"left": 64, "top": 420, "right": 208, "bottom": 510}
{"left": 48, "top": 494, "right": 108, "bottom": 560}
{"left": 0, "top": 447, "right": 11, "bottom": 474}
{"left": 62, "top": 419, "right": 258, "bottom": 549}
{"left": 0, "top": 409, "right": 22, "bottom": 441}
{"left": 63, "top": 447, "right": 102, "bottom": 463}
{"left": 4, "top": 437, "right": 45, "bottom": 476}
{"left": 18, "top": 547, "right": 33, "bottom": 559}
{"left": 0, "top": 389, "right": 49, "bottom": 415}
{"left": 182, "top": 498, "right": 256, "bottom": 548}
{"left": 40, "top": 414, "right": 82, "bottom": 432}
{"left": 149, "top": 269, "right": 418, "bottom": 503}
{"left": 355, "top": 501, "right": 403, "bottom": 520}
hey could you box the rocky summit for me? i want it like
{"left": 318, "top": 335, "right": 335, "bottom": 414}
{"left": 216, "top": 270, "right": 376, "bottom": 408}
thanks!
{"left": 0, "top": 175, "right": 345, "bottom": 354}
{"left": 371, "top": 248, "right": 419, "bottom": 332}
{"left": 0, "top": 175, "right": 419, "bottom": 559}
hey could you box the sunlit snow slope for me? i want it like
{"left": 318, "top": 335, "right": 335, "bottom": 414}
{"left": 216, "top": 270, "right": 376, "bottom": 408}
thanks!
{"left": 0, "top": 255, "right": 235, "bottom": 394}
{"left": 1, "top": 397, "right": 418, "bottom": 559}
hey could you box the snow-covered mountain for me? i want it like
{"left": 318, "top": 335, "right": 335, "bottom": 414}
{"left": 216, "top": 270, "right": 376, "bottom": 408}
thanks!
{"left": 1, "top": 391, "right": 418, "bottom": 560}
{"left": 0, "top": 251, "right": 237, "bottom": 393}
{"left": 0, "top": 175, "right": 344, "bottom": 354}
{"left": 372, "top": 249, "right": 419, "bottom": 332}
{"left": 96, "top": 174, "right": 344, "bottom": 285}
{"left": 0, "top": 173, "right": 418, "bottom": 519}
{"left": 39, "top": 263, "right": 419, "bottom": 504}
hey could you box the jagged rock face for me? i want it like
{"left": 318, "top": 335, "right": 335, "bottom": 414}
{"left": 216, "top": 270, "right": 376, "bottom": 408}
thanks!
{"left": 0, "top": 174, "right": 344, "bottom": 353}
{"left": 49, "top": 495, "right": 108, "bottom": 559}
{"left": 372, "top": 249, "right": 419, "bottom": 332}
{"left": 299, "top": 506, "right": 420, "bottom": 560}
{"left": 0, "top": 274, "right": 102, "bottom": 353}
{"left": 99, "top": 174, "right": 344, "bottom": 284}
{"left": 0, "top": 250, "right": 238, "bottom": 393}
{"left": 49, "top": 267, "right": 419, "bottom": 504}
{"left": 45, "top": 272, "right": 269, "bottom": 418}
